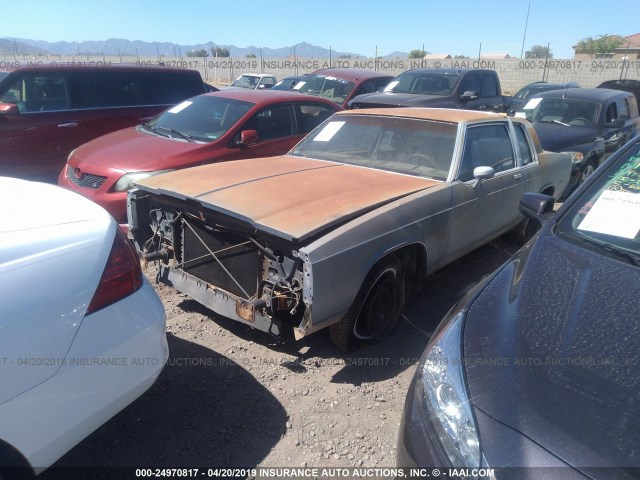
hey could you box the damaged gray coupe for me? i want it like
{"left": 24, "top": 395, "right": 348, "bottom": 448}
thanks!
{"left": 128, "top": 108, "right": 571, "bottom": 351}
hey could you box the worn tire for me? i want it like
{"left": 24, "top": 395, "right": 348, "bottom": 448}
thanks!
{"left": 330, "top": 256, "right": 405, "bottom": 353}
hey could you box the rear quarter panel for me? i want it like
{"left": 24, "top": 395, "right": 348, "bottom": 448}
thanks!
{"left": 0, "top": 219, "right": 114, "bottom": 405}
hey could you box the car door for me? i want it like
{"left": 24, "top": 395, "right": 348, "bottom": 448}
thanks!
{"left": 445, "top": 122, "right": 525, "bottom": 261}
{"left": 228, "top": 103, "right": 297, "bottom": 158}
{"left": 0, "top": 71, "right": 80, "bottom": 182}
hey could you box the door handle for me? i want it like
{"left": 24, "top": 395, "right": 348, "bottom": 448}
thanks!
{"left": 514, "top": 173, "right": 522, "bottom": 180}
{"left": 58, "top": 122, "right": 78, "bottom": 128}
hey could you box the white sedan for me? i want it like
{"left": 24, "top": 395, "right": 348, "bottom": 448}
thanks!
{"left": 0, "top": 178, "right": 168, "bottom": 475}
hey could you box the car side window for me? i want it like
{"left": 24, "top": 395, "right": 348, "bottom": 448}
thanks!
{"left": 3, "top": 73, "right": 70, "bottom": 112}
{"left": 353, "top": 79, "right": 377, "bottom": 97}
{"left": 513, "top": 124, "right": 534, "bottom": 165}
{"left": 618, "top": 98, "right": 631, "bottom": 120}
{"left": 243, "top": 104, "right": 295, "bottom": 142}
{"left": 295, "top": 103, "right": 335, "bottom": 134}
{"left": 479, "top": 73, "right": 498, "bottom": 97}
{"left": 459, "top": 124, "right": 515, "bottom": 181}
{"left": 71, "top": 71, "right": 149, "bottom": 108}
{"left": 605, "top": 102, "right": 618, "bottom": 122}
{"left": 260, "top": 77, "right": 275, "bottom": 88}
{"left": 458, "top": 73, "right": 480, "bottom": 96}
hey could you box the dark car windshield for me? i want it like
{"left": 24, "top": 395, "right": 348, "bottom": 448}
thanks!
{"left": 290, "top": 114, "right": 457, "bottom": 181}
{"left": 557, "top": 142, "right": 640, "bottom": 265}
{"left": 0, "top": 72, "right": 8, "bottom": 83}
{"left": 383, "top": 72, "right": 460, "bottom": 96}
{"left": 516, "top": 97, "right": 599, "bottom": 126}
{"left": 295, "top": 75, "right": 356, "bottom": 105}
{"left": 142, "top": 95, "right": 253, "bottom": 143}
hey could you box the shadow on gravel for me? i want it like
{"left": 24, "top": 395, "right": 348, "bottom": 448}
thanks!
{"left": 40, "top": 335, "right": 287, "bottom": 479}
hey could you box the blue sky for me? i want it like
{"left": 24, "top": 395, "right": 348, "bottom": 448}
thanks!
{"left": 5, "top": 0, "right": 640, "bottom": 58}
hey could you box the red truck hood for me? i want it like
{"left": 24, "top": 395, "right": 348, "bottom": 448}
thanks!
{"left": 136, "top": 156, "right": 438, "bottom": 242}
{"left": 70, "top": 127, "right": 207, "bottom": 172}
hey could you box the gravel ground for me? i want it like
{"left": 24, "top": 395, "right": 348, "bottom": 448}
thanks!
{"left": 40, "top": 237, "right": 519, "bottom": 479}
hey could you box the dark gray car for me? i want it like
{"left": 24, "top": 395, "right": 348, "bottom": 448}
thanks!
{"left": 516, "top": 87, "right": 640, "bottom": 195}
{"left": 398, "top": 135, "right": 640, "bottom": 478}
{"left": 506, "top": 81, "right": 580, "bottom": 113}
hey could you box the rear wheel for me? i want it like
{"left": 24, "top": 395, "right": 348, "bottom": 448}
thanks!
{"left": 330, "top": 257, "right": 405, "bottom": 352}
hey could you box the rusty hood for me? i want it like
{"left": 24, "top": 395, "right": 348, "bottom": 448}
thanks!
{"left": 136, "top": 155, "right": 438, "bottom": 242}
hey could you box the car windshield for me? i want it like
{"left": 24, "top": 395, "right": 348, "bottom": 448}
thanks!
{"left": 383, "top": 72, "right": 460, "bottom": 95}
{"left": 0, "top": 72, "right": 8, "bottom": 83}
{"left": 142, "top": 95, "right": 253, "bottom": 143}
{"left": 231, "top": 75, "right": 260, "bottom": 88}
{"left": 295, "top": 75, "right": 356, "bottom": 105}
{"left": 556, "top": 142, "right": 640, "bottom": 266}
{"left": 272, "top": 77, "right": 302, "bottom": 91}
{"left": 290, "top": 114, "right": 457, "bottom": 181}
{"left": 517, "top": 97, "right": 599, "bottom": 126}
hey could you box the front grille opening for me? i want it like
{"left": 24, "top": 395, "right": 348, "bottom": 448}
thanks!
{"left": 66, "top": 165, "right": 107, "bottom": 189}
{"left": 182, "top": 220, "right": 261, "bottom": 298}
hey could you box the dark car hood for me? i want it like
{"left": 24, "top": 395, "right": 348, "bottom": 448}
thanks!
{"left": 532, "top": 122, "right": 600, "bottom": 152}
{"left": 351, "top": 92, "right": 452, "bottom": 108}
{"left": 463, "top": 233, "right": 640, "bottom": 474}
{"left": 71, "top": 127, "right": 207, "bottom": 171}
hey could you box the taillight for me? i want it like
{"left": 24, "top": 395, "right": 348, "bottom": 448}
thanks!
{"left": 86, "top": 226, "right": 143, "bottom": 314}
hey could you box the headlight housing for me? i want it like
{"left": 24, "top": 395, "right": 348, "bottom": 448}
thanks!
{"left": 114, "top": 170, "right": 173, "bottom": 192}
{"left": 415, "top": 311, "right": 481, "bottom": 467}
{"left": 564, "top": 151, "right": 584, "bottom": 164}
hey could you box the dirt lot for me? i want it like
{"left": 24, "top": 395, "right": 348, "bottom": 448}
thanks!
{"left": 40, "top": 237, "right": 519, "bottom": 478}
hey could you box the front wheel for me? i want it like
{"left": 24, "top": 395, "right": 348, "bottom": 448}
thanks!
{"left": 579, "top": 159, "right": 597, "bottom": 186}
{"left": 329, "top": 257, "right": 405, "bottom": 352}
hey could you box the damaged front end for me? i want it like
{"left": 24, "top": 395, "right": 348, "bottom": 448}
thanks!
{"left": 128, "top": 189, "right": 314, "bottom": 338}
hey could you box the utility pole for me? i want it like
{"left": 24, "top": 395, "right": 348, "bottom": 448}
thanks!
{"left": 520, "top": 0, "right": 532, "bottom": 58}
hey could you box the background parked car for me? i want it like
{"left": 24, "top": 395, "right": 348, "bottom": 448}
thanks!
{"left": 398, "top": 135, "right": 640, "bottom": 476}
{"left": 128, "top": 109, "right": 571, "bottom": 351}
{"left": 293, "top": 68, "right": 393, "bottom": 108}
{"left": 598, "top": 78, "right": 640, "bottom": 105}
{"left": 347, "top": 68, "right": 505, "bottom": 112}
{"left": 0, "top": 178, "right": 167, "bottom": 476}
{"left": 59, "top": 90, "right": 341, "bottom": 225}
{"left": 228, "top": 73, "right": 277, "bottom": 89}
{"left": 0, "top": 64, "right": 207, "bottom": 183}
{"left": 505, "top": 80, "right": 580, "bottom": 113}
{"left": 516, "top": 87, "right": 640, "bottom": 194}
{"left": 272, "top": 75, "right": 307, "bottom": 91}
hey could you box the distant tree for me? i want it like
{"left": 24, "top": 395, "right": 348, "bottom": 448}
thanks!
{"left": 246, "top": 53, "right": 256, "bottom": 58}
{"left": 339, "top": 54, "right": 352, "bottom": 58}
{"left": 211, "top": 47, "right": 230, "bottom": 57}
{"left": 525, "top": 45, "right": 553, "bottom": 59}
{"left": 186, "top": 48, "right": 209, "bottom": 57}
{"left": 575, "top": 35, "right": 624, "bottom": 58}
{"left": 454, "top": 54, "right": 467, "bottom": 58}
{"left": 408, "top": 49, "right": 427, "bottom": 59}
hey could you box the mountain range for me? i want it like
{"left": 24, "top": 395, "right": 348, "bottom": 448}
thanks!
{"left": 1, "top": 38, "right": 407, "bottom": 58}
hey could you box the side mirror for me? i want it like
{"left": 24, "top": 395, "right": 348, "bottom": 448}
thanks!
{"left": 460, "top": 90, "right": 479, "bottom": 101}
{"left": 238, "top": 129, "right": 259, "bottom": 146}
{"left": 604, "top": 118, "right": 625, "bottom": 129}
{"left": 0, "top": 103, "right": 20, "bottom": 116}
{"left": 472, "top": 166, "right": 495, "bottom": 187}
{"left": 519, "top": 192, "right": 555, "bottom": 225}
